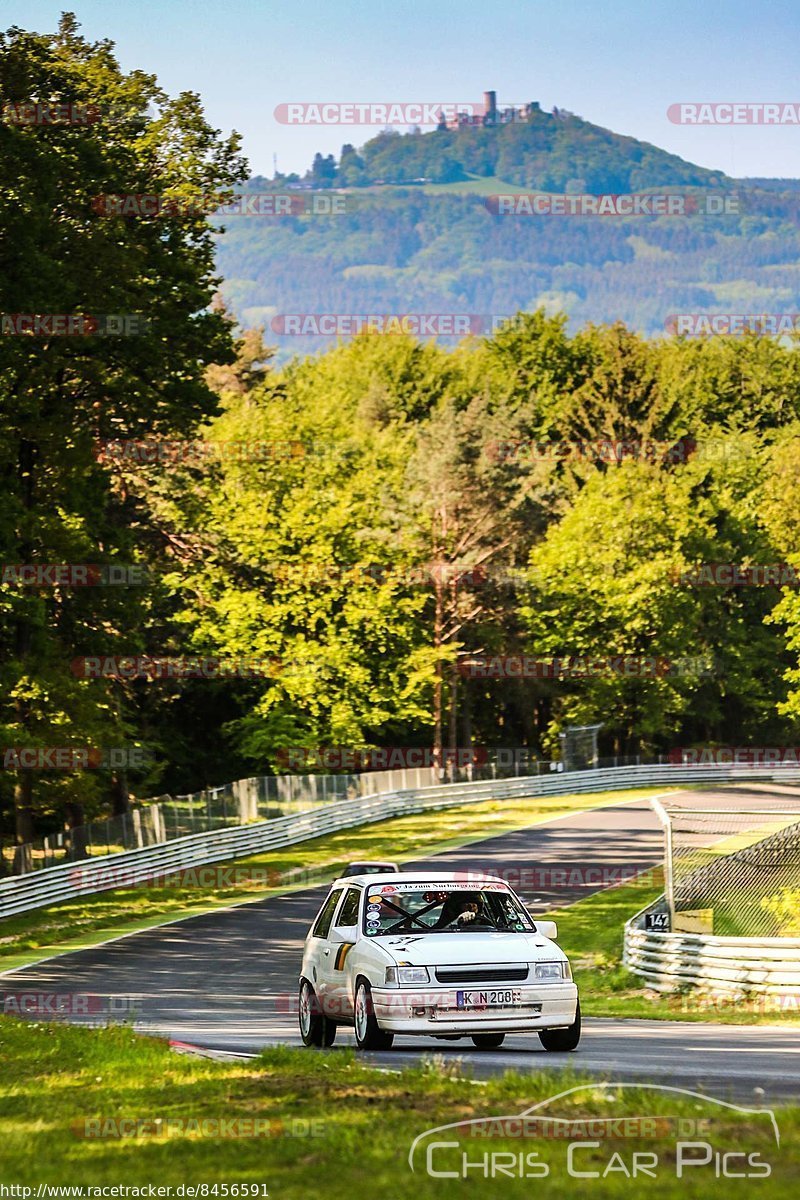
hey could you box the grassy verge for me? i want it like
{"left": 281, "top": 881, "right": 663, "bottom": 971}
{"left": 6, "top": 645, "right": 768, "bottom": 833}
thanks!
{"left": 545, "top": 878, "right": 800, "bottom": 1024}
{"left": 0, "top": 1017, "right": 797, "bottom": 1196}
{"left": 0, "top": 788, "right": 660, "bottom": 971}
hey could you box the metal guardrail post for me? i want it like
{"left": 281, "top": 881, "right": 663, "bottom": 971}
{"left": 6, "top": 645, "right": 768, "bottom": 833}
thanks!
{"left": 132, "top": 808, "right": 143, "bottom": 848}
{"left": 649, "top": 795, "right": 675, "bottom": 928}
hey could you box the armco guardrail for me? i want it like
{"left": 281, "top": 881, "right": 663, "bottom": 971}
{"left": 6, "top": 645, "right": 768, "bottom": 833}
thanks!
{"left": 7, "top": 764, "right": 452, "bottom": 873}
{"left": 2, "top": 761, "right": 799, "bottom": 922}
{"left": 624, "top": 901, "right": 800, "bottom": 996}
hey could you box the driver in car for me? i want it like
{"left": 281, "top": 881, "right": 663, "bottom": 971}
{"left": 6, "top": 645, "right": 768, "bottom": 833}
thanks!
{"left": 434, "top": 893, "right": 485, "bottom": 928}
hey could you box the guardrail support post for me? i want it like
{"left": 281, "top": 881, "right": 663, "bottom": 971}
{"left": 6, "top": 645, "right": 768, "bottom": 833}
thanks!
{"left": 650, "top": 795, "right": 675, "bottom": 928}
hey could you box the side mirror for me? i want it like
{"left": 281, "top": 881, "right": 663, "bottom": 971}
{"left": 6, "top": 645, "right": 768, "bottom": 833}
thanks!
{"left": 536, "top": 920, "right": 558, "bottom": 940}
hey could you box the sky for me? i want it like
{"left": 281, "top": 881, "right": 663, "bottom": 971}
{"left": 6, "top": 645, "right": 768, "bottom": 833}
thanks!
{"left": 5, "top": 0, "right": 800, "bottom": 179}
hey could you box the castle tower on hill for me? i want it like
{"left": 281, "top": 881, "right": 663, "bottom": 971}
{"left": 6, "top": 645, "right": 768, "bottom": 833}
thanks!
{"left": 441, "top": 91, "right": 541, "bottom": 130}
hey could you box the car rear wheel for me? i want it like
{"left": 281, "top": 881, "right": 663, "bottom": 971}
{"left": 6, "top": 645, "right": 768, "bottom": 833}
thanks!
{"left": 354, "top": 979, "right": 394, "bottom": 1051}
{"left": 298, "top": 979, "right": 336, "bottom": 1048}
{"left": 471, "top": 1033, "right": 505, "bottom": 1049}
{"left": 538, "top": 998, "right": 581, "bottom": 1052}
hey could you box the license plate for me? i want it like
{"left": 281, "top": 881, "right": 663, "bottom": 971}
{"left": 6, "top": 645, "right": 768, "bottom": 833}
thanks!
{"left": 456, "top": 989, "right": 521, "bottom": 1008}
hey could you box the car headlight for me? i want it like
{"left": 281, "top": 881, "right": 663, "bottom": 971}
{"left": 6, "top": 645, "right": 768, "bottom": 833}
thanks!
{"left": 385, "top": 966, "right": 430, "bottom": 986}
{"left": 534, "top": 960, "right": 571, "bottom": 981}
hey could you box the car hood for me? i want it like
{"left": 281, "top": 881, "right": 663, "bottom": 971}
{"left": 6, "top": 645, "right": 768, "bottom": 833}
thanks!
{"left": 378, "top": 931, "right": 564, "bottom": 966}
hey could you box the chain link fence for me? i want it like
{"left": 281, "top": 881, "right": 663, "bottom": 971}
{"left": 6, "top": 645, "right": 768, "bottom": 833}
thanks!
{"left": 656, "top": 793, "right": 800, "bottom": 936}
{"left": 4, "top": 749, "right": 590, "bottom": 875}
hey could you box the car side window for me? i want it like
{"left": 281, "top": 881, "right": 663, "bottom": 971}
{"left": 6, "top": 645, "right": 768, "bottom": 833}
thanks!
{"left": 312, "top": 888, "right": 343, "bottom": 939}
{"left": 336, "top": 887, "right": 361, "bottom": 928}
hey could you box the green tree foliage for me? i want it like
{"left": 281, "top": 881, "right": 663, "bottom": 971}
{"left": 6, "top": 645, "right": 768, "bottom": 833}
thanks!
{"left": 6, "top": 18, "right": 800, "bottom": 861}
{"left": 343, "top": 107, "right": 727, "bottom": 192}
{"left": 153, "top": 322, "right": 800, "bottom": 777}
{"left": 521, "top": 455, "right": 788, "bottom": 753}
{"left": 0, "top": 14, "right": 246, "bottom": 863}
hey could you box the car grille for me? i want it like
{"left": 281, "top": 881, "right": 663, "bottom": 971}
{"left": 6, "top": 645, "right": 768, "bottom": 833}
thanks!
{"left": 434, "top": 965, "right": 529, "bottom": 984}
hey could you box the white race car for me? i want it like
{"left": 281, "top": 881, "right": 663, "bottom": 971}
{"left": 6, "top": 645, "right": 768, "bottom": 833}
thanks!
{"left": 298, "top": 870, "right": 580, "bottom": 1051}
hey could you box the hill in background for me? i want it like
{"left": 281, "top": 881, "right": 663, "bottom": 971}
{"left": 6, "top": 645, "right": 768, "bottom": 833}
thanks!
{"left": 214, "top": 100, "right": 800, "bottom": 356}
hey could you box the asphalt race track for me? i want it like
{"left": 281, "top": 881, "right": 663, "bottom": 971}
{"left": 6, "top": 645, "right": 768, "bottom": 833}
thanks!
{"left": 3, "top": 787, "right": 799, "bottom": 1103}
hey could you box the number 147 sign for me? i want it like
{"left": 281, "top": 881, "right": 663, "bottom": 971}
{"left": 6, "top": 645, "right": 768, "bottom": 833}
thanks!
{"left": 645, "top": 912, "right": 670, "bottom": 931}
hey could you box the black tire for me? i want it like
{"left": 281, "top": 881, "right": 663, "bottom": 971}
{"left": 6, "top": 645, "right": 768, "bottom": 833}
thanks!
{"left": 471, "top": 1033, "right": 506, "bottom": 1049}
{"left": 538, "top": 998, "right": 581, "bottom": 1052}
{"left": 354, "top": 979, "right": 394, "bottom": 1051}
{"left": 298, "top": 979, "right": 336, "bottom": 1048}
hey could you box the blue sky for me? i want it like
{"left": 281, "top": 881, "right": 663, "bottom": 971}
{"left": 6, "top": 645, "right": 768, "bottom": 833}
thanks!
{"left": 6, "top": 0, "right": 800, "bottom": 178}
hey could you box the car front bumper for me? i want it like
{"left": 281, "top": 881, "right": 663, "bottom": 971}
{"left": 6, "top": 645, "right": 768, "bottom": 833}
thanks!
{"left": 371, "top": 983, "right": 578, "bottom": 1035}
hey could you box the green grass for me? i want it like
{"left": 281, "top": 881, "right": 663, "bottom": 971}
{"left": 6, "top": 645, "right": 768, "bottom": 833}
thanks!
{"left": 0, "top": 1017, "right": 797, "bottom": 1196}
{"left": 0, "top": 788, "right": 660, "bottom": 971}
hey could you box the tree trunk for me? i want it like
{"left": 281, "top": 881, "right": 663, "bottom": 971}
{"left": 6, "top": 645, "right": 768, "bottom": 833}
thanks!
{"left": 12, "top": 771, "right": 34, "bottom": 874}
{"left": 65, "top": 800, "right": 90, "bottom": 860}
{"left": 433, "top": 569, "right": 444, "bottom": 777}
{"left": 461, "top": 680, "right": 473, "bottom": 778}
{"left": 448, "top": 660, "right": 458, "bottom": 781}
{"left": 447, "top": 572, "right": 459, "bottom": 780}
{"left": 110, "top": 771, "right": 130, "bottom": 816}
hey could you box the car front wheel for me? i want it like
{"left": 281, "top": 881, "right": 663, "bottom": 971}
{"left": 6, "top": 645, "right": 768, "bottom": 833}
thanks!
{"left": 538, "top": 998, "right": 581, "bottom": 1052}
{"left": 354, "top": 979, "right": 394, "bottom": 1051}
{"left": 298, "top": 979, "right": 336, "bottom": 1048}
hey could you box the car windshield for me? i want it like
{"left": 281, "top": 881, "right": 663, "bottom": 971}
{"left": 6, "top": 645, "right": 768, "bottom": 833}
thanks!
{"left": 362, "top": 884, "right": 535, "bottom": 936}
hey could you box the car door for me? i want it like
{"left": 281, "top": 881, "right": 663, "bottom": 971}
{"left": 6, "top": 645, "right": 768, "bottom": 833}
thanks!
{"left": 303, "top": 887, "right": 344, "bottom": 1005}
{"left": 319, "top": 886, "right": 362, "bottom": 1019}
